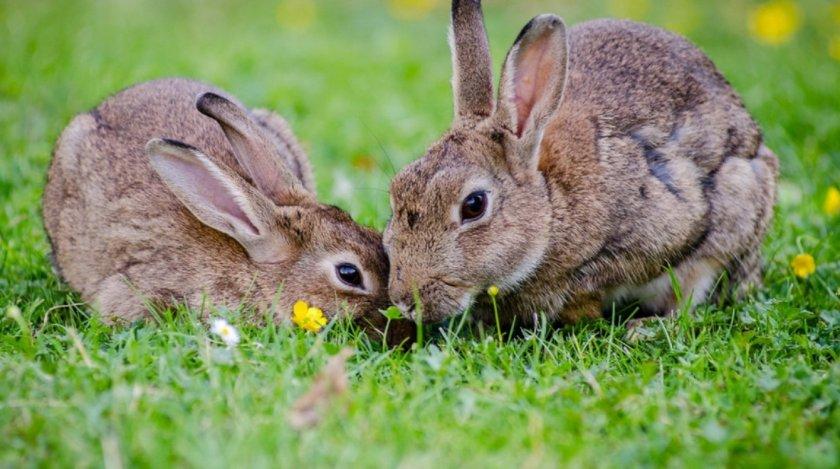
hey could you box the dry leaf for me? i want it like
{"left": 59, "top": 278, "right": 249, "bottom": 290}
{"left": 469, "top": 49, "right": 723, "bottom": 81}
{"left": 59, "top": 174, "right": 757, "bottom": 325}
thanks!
{"left": 288, "top": 348, "right": 353, "bottom": 430}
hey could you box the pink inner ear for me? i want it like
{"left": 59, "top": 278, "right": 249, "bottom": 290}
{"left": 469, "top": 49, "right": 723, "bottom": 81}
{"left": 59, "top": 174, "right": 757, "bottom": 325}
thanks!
{"left": 164, "top": 156, "right": 259, "bottom": 235}
{"left": 513, "top": 32, "right": 554, "bottom": 137}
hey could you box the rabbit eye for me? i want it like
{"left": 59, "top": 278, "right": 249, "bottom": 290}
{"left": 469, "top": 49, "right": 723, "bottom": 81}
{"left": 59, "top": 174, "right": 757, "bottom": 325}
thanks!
{"left": 460, "top": 191, "right": 487, "bottom": 223}
{"left": 336, "top": 263, "right": 364, "bottom": 289}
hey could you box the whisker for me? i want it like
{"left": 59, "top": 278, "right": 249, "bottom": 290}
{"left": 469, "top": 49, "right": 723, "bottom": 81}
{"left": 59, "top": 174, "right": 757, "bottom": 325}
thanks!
{"left": 360, "top": 119, "right": 398, "bottom": 177}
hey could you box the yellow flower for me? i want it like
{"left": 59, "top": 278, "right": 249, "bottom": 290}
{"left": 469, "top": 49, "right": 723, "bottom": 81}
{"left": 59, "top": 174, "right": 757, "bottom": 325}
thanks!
{"left": 351, "top": 153, "right": 377, "bottom": 172}
{"left": 749, "top": 1, "right": 801, "bottom": 45}
{"left": 293, "top": 300, "right": 327, "bottom": 333}
{"left": 830, "top": 36, "right": 840, "bottom": 62}
{"left": 388, "top": 0, "right": 439, "bottom": 21}
{"left": 790, "top": 253, "right": 816, "bottom": 279}
{"left": 663, "top": 0, "right": 701, "bottom": 35}
{"left": 608, "top": 0, "right": 651, "bottom": 20}
{"left": 487, "top": 285, "right": 499, "bottom": 298}
{"left": 824, "top": 187, "right": 840, "bottom": 216}
{"left": 276, "top": 0, "right": 317, "bottom": 31}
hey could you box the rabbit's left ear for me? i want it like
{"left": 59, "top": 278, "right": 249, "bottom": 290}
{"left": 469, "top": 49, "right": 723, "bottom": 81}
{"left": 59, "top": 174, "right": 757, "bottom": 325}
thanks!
{"left": 146, "top": 138, "right": 293, "bottom": 264}
{"left": 196, "top": 92, "right": 315, "bottom": 207}
{"left": 496, "top": 15, "right": 569, "bottom": 170}
{"left": 450, "top": 0, "right": 495, "bottom": 121}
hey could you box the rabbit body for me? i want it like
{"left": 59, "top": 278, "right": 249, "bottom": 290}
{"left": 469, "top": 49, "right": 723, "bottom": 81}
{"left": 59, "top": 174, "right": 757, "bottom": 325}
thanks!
{"left": 44, "top": 78, "right": 389, "bottom": 323}
{"left": 385, "top": 4, "right": 777, "bottom": 325}
{"left": 504, "top": 19, "right": 778, "bottom": 322}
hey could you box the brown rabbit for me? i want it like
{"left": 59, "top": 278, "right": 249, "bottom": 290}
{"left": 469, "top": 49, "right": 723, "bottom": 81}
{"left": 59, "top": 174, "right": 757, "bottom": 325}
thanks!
{"left": 384, "top": 1, "right": 778, "bottom": 325}
{"left": 43, "top": 78, "right": 393, "bottom": 327}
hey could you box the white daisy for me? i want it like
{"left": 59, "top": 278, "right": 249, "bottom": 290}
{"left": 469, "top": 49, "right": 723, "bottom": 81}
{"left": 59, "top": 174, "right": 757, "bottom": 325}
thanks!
{"left": 210, "top": 318, "right": 240, "bottom": 347}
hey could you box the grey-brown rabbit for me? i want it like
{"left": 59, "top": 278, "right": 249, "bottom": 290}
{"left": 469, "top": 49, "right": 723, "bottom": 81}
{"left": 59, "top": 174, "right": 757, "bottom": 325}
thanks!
{"left": 43, "top": 78, "right": 392, "bottom": 325}
{"left": 384, "top": 1, "right": 778, "bottom": 325}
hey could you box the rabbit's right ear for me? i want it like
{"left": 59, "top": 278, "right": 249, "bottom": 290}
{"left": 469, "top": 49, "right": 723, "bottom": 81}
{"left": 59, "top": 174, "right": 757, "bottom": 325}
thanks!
{"left": 450, "top": 0, "right": 495, "bottom": 120}
{"left": 196, "top": 93, "right": 315, "bottom": 207}
{"left": 495, "top": 15, "right": 569, "bottom": 171}
{"left": 146, "top": 138, "right": 291, "bottom": 264}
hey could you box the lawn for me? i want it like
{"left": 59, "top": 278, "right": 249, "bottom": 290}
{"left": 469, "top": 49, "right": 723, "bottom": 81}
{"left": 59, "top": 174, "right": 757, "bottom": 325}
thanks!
{"left": 1, "top": 0, "right": 838, "bottom": 466}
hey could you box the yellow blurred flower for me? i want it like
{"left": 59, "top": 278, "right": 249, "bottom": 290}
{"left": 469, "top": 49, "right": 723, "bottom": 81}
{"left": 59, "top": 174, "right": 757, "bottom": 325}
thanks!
{"left": 749, "top": 1, "right": 801, "bottom": 45}
{"left": 608, "top": 0, "right": 650, "bottom": 20}
{"left": 790, "top": 253, "right": 816, "bottom": 279}
{"left": 293, "top": 300, "right": 327, "bottom": 332}
{"left": 277, "top": 0, "right": 317, "bottom": 31}
{"left": 351, "top": 153, "right": 377, "bottom": 172}
{"left": 832, "top": 3, "right": 840, "bottom": 24}
{"left": 830, "top": 35, "right": 840, "bottom": 61}
{"left": 824, "top": 186, "right": 840, "bottom": 216}
{"left": 663, "top": 0, "right": 701, "bottom": 35}
{"left": 388, "top": 0, "right": 439, "bottom": 21}
{"left": 487, "top": 285, "right": 499, "bottom": 298}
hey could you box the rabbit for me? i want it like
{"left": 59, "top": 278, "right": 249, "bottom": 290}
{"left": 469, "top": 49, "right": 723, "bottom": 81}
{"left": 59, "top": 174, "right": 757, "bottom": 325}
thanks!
{"left": 383, "top": 0, "right": 778, "bottom": 326}
{"left": 43, "top": 77, "right": 399, "bottom": 332}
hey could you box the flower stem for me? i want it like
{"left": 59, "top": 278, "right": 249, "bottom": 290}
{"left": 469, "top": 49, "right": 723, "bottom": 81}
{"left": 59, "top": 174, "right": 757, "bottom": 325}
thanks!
{"left": 491, "top": 295, "right": 502, "bottom": 342}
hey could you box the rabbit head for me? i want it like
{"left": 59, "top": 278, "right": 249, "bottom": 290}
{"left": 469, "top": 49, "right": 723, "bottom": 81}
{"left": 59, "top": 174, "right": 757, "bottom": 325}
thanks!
{"left": 384, "top": 1, "right": 569, "bottom": 322}
{"left": 147, "top": 92, "right": 390, "bottom": 320}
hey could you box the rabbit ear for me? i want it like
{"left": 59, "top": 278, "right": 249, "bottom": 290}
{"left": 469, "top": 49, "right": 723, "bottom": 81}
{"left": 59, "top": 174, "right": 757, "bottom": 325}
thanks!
{"left": 146, "top": 138, "right": 291, "bottom": 264}
{"left": 450, "top": 0, "right": 495, "bottom": 120}
{"left": 195, "top": 93, "right": 314, "bottom": 206}
{"left": 496, "top": 15, "right": 568, "bottom": 168}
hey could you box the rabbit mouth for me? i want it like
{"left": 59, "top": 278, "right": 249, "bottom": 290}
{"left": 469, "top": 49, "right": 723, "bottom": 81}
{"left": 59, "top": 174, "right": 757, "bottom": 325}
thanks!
{"left": 437, "top": 276, "right": 472, "bottom": 289}
{"left": 436, "top": 277, "right": 479, "bottom": 318}
{"left": 422, "top": 283, "right": 478, "bottom": 323}
{"left": 393, "top": 278, "right": 477, "bottom": 323}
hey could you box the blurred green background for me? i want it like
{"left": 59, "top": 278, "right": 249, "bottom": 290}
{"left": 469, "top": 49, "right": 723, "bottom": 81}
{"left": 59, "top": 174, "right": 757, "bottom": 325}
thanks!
{"left": 1, "top": 0, "right": 838, "bottom": 228}
{"left": 1, "top": 0, "right": 838, "bottom": 466}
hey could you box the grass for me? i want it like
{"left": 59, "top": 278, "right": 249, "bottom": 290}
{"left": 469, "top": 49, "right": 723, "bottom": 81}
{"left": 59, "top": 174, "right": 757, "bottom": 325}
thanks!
{"left": 1, "top": 0, "right": 838, "bottom": 466}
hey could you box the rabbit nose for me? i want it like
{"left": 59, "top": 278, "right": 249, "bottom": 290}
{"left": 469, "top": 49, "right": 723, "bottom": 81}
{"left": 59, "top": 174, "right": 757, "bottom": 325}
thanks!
{"left": 394, "top": 301, "right": 416, "bottom": 320}
{"left": 388, "top": 278, "right": 412, "bottom": 306}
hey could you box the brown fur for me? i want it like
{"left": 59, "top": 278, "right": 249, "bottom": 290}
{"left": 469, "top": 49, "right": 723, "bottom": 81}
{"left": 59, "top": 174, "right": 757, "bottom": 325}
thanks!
{"left": 384, "top": 3, "right": 778, "bottom": 325}
{"left": 43, "top": 78, "right": 394, "bottom": 327}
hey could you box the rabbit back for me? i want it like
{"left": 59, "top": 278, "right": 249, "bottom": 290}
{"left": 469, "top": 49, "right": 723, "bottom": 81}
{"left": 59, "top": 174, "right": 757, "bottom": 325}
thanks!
{"left": 43, "top": 78, "right": 312, "bottom": 319}
{"left": 534, "top": 19, "right": 776, "bottom": 317}
{"left": 561, "top": 19, "right": 760, "bottom": 162}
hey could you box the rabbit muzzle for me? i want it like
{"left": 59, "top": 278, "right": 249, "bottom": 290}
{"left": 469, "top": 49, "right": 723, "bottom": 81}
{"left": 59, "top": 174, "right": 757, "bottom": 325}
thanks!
{"left": 389, "top": 269, "right": 477, "bottom": 322}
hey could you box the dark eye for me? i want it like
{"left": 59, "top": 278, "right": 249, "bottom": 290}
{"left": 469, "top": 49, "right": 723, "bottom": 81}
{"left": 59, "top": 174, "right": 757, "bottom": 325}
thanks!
{"left": 336, "top": 263, "right": 364, "bottom": 289}
{"left": 460, "top": 191, "right": 487, "bottom": 222}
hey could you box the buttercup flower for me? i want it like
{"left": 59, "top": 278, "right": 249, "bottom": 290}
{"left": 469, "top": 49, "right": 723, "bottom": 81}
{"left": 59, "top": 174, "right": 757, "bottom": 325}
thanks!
{"left": 824, "top": 187, "right": 840, "bottom": 216}
{"left": 607, "top": 0, "right": 650, "bottom": 20}
{"left": 210, "top": 318, "right": 240, "bottom": 347}
{"left": 276, "top": 0, "right": 317, "bottom": 31}
{"left": 830, "top": 36, "right": 840, "bottom": 62}
{"left": 487, "top": 285, "right": 499, "bottom": 298}
{"left": 749, "top": 1, "right": 800, "bottom": 45}
{"left": 663, "top": 0, "right": 701, "bottom": 35}
{"left": 790, "top": 253, "right": 816, "bottom": 279}
{"left": 351, "top": 154, "right": 377, "bottom": 172}
{"left": 293, "top": 300, "right": 328, "bottom": 333}
{"left": 388, "top": 0, "right": 439, "bottom": 21}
